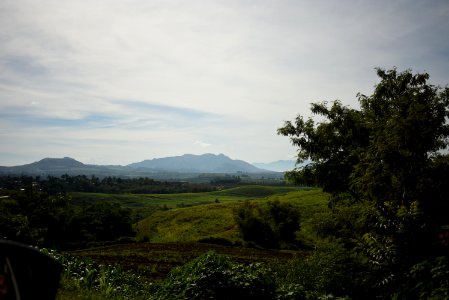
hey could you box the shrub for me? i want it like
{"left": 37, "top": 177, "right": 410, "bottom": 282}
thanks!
{"left": 235, "top": 200, "right": 300, "bottom": 249}
{"left": 270, "top": 240, "right": 375, "bottom": 299}
{"left": 155, "top": 251, "right": 275, "bottom": 299}
{"left": 43, "top": 249, "right": 155, "bottom": 299}
{"left": 397, "top": 256, "right": 449, "bottom": 299}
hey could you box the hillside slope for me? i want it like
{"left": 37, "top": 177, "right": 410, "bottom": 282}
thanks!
{"left": 135, "top": 188, "right": 327, "bottom": 244}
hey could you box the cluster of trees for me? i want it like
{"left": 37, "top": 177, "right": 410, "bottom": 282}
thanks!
{"left": 0, "top": 175, "right": 217, "bottom": 194}
{"left": 0, "top": 182, "right": 134, "bottom": 249}
{"left": 278, "top": 68, "right": 449, "bottom": 297}
{"left": 210, "top": 175, "right": 242, "bottom": 185}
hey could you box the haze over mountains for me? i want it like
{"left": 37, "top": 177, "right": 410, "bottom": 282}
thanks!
{"left": 252, "top": 160, "right": 296, "bottom": 172}
{"left": 128, "top": 153, "right": 265, "bottom": 173}
{"left": 0, "top": 154, "right": 290, "bottom": 178}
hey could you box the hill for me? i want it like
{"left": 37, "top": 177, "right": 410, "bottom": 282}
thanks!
{"left": 0, "top": 157, "right": 130, "bottom": 177}
{"left": 134, "top": 188, "right": 327, "bottom": 244}
{"left": 128, "top": 153, "right": 269, "bottom": 173}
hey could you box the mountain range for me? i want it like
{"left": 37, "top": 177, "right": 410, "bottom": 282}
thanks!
{"left": 0, "top": 154, "right": 283, "bottom": 178}
{"left": 128, "top": 153, "right": 264, "bottom": 173}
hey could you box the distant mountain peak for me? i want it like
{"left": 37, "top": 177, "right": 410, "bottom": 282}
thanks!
{"left": 127, "top": 153, "right": 270, "bottom": 173}
{"left": 30, "top": 157, "right": 84, "bottom": 169}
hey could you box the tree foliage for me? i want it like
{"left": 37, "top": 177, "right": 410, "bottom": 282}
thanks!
{"left": 235, "top": 200, "right": 300, "bottom": 249}
{"left": 0, "top": 181, "right": 134, "bottom": 248}
{"left": 278, "top": 68, "right": 449, "bottom": 293}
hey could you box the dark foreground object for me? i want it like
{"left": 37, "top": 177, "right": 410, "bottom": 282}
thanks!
{"left": 0, "top": 240, "right": 61, "bottom": 300}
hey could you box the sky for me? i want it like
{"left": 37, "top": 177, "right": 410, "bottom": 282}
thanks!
{"left": 1, "top": 0, "right": 449, "bottom": 166}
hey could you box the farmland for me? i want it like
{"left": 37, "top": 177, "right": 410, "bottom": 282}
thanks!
{"left": 54, "top": 186, "right": 329, "bottom": 299}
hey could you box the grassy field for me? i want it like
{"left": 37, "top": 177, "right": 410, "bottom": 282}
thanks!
{"left": 70, "top": 185, "right": 314, "bottom": 223}
{"left": 68, "top": 185, "right": 329, "bottom": 251}
{"left": 134, "top": 188, "right": 328, "bottom": 244}
{"left": 69, "top": 185, "right": 307, "bottom": 208}
{"left": 58, "top": 186, "right": 330, "bottom": 298}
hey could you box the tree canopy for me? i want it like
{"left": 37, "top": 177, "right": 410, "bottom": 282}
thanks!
{"left": 278, "top": 68, "right": 449, "bottom": 294}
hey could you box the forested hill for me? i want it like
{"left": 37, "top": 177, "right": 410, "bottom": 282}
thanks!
{"left": 0, "top": 157, "right": 129, "bottom": 177}
{"left": 0, "top": 154, "right": 276, "bottom": 177}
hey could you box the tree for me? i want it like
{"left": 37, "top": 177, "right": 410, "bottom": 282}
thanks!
{"left": 278, "top": 68, "right": 449, "bottom": 293}
{"left": 235, "top": 200, "right": 300, "bottom": 249}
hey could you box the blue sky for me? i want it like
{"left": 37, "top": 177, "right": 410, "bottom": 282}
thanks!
{"left": 1, "top": 0, "right": 448, "bottom": 166}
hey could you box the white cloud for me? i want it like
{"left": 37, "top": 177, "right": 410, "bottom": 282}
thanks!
{"left": 1, "top": 0, "right": 448, "bottom": 165}
{"left": 194, "top": 141, "right": 212, "bottom": 148}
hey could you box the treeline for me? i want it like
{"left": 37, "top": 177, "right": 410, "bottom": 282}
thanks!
{"left": 0, "top": 174, "right": 217, "bottom": 195}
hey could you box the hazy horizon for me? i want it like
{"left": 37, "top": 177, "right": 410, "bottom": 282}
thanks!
{"left": 0, "top": 152, "right": 297, "bottom": 167}
{"left": 1, "top": 1, "right": 448, "bottom": 166}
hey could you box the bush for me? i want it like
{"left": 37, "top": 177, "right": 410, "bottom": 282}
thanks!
{"left": 235, "top": 200, "right": 300, "bottom": 249}
{"left": 155, "top": 251, "right": 275, "bottom": 300}
{"left": 271, "top": 240, "right": 376, "bottom": 299}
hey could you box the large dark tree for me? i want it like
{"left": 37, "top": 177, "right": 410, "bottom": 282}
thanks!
{"left": 278, "top": 68, "right": 449, "bottom": 293}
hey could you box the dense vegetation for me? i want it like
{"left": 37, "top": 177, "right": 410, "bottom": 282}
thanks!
{"left": 0, "top": 182, "right": 134, "bottom": 248}
{"left": 235, "top": 200, "right": 300, "bottom": 249}
{"left": 0, "top": 174, "right": 218, "bottom": 194}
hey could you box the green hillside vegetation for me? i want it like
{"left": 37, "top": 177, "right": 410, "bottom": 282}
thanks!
{"left": 69, "top": 185, "right": 306, "bottom": 224}
{"left": 135, "top": 188, "right": 327, "bottom": 244}
{"left": 136, "top": 203, "right": 239, "bottom": 243}
{"left": 70, "top": 185, "right": 304, "bottom": 208}
{"left": 54, "top": 188, "right": 328, "bottom": 299}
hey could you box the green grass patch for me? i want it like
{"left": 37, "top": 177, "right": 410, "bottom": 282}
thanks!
{"left": 135, "top": 202, "right": 240, "bottom": 243}
{"left": 135, "top": 189, "right": 328, "bottom": 244}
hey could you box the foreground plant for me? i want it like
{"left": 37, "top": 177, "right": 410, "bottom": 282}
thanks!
{"left": 42, "top": 249, "right": 156, "bottom": 299}
{"left": 155, "top": 251, "right": 276, "bottom": 300}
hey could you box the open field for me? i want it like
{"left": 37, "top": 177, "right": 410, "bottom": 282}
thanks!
{"left": 57, "top": 187, "right": 331, "bottom": 298}
{"left": 69, "top": 185, "right": 309, "bottom": 208}
{"left": 134, "top": 188, "right": 328, "bottom": 243}
{"left": 68, "top": 187, "right": 329, "bottom": 281}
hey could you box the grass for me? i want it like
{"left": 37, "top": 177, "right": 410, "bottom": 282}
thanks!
{"left": 70, "top": 185, "right": 306, "bottom": 208}
{"left": 59, "top": 186, "right": 330, "bottom": 298}
{"left": 135, "top": 202, "right": 240, "bottom": 243}
{"left": 70, "top": 185, "right": 311, "bottom": 223}
{"left": 135, "top": 188, "right": 329, "bottom": 244}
